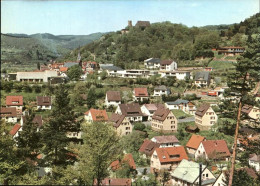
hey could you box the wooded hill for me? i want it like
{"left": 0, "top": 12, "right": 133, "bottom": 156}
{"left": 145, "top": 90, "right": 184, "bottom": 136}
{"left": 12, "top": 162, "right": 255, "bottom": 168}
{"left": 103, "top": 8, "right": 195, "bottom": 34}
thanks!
{"left": 63, "top": 13, "right": 260, "bottom": 68}
{"left": 1, "top": 33, "right": 103, "bottom": 64}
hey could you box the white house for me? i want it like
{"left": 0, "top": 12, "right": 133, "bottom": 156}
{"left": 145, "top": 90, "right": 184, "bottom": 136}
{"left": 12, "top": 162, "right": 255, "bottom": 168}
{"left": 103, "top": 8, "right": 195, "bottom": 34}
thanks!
{"left": 160, "top": 60, "right": 177, "bottom": 71}
{"left": 36, "top": 96, "right": 52, "bottom": 110}
{"left": 195, "top": 140, "right": 231, "bottom": 161}
{"left": 133, "top": 88, "right": 149, "bottom": 102}
{"left": 159, "top": 70, "right": 190, "bottom": 80}
{"left": 171, "top": 159, "right": 216, "bottom": 186}
{"left": 144, "top": 58, "right": 161, "bottom": 69}
{"left": 84, "top": 109, "right": 108, "bottom": 122}
{"left": 16, "top": 70, "right": 58, "bottom": 83}
{"left": 0, "top": 107, "right": 18, "bottom": 123}
{"left": 116, "top": 103, "right": 143, "bottom": 122}
{"left": 249, "top": 153, "right": 260, "bottom": 172}
{"left": 141, "top": 104, "right": 163, "bottom": 121}
{"left": 153, "top": 85, "right": 170, "bottom": 97}
{"left": 6, "top": 96, "right": 23, "bottom": 112}
{"left": 105, "top": 91, "right": 121, "bottom": 107}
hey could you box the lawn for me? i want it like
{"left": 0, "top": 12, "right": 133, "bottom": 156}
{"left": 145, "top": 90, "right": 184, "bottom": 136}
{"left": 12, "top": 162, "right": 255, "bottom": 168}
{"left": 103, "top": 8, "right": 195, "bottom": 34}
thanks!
{"left": 208, "top": 60, "right": 235, "bottom": 70}
{"left": 172, "top": 109, "right": 192, "bottom": 119}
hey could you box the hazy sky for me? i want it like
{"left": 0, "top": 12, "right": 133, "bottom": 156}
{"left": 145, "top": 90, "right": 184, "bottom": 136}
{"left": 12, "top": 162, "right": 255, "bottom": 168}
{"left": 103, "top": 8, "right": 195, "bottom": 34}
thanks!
{"left": 1, "top": 0, "right": 259, "bottom": 35}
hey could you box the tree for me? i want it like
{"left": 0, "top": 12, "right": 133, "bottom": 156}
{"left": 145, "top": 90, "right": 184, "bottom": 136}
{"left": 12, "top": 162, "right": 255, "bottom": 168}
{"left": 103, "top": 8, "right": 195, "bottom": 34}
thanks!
{"left": 37, "top": 62, "right": 40, "bottom": 70}
{"left": 42, "top": 85, "right": 79, "bottom": 167}
{"left": 0, "top": 120, "right": 26, "bottom": 185}
{"left": 119, "top": 131, "right": 146, "bottom": 154}
{"left": 16, "top": 112, "right": 43, "bottom": 167}
{"left": 227, "top": 35, "right": 260, "bottom": 186}
{"left": 86, "top": 88, "right": 97, "bottom": 109}
{"left": 67, "top": 65, "right": 82, "bottom": 81}
{"left": 225, "top": 169, "right": 260, "bottom": 186}
{"left": 78, "top": 122, "right": 121, "bottom": 185}
{"left": 133, "top": 122, "right": 146, "bottom": 131}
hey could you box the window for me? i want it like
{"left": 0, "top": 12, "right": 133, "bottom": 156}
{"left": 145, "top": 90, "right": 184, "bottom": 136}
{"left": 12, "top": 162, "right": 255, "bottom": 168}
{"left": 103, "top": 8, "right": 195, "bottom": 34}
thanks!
{"left": 198, "top": 150, "right": 200, "bottom": 154}
{"left": 206, "top": 174, "right": 208, "bottom": 178}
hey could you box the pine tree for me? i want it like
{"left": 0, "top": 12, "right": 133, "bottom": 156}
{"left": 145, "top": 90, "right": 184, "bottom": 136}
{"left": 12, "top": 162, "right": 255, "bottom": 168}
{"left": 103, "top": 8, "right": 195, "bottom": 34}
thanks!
{"left": 42, "top": 85, "right": 79, "bottom": 167}
{"left": 227, "top": 35, "right": 260, "bottom": 186}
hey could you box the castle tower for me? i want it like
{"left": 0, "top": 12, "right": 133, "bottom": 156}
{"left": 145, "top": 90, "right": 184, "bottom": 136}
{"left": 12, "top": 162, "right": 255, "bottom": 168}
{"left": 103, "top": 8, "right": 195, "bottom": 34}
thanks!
{"left": 128, "top": 20, "right": 132, "bottom": 27}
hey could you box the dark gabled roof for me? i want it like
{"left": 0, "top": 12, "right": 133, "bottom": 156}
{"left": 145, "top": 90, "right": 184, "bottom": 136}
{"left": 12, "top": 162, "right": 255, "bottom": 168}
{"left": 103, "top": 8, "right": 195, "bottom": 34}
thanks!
{"left": 195, "top": 71, "right": 210, "bottom": 81}
{"left": 119, "top": 103, "right": 143, "bottom": 117}
{"left": 152, "top": 106, "right": 171, "bottom": 121}
{"left": 160, "top": 60, "right": 174, "bottom": 65}
{"left": 153, "top": 135, "right": 179, "bottom": 144}
{"left": 139, "top": 139, "right": 160, "bottom": 156}
{"left": 106, "top": 91, "right": 121, "bottom": 102}
{"left": 249, "top": 153, "right": 260, "bottom": 162}
{"left": 0, "top": 107, "right": 17, "bottom": 117}
{"left": 37, "top": 96, "right": 51, "bottom": 106}
{"left": 195, "top": 103, "right": 210, "bottom": 117}
{"left": 241, "top": 104, "right": 253, "bottom": 114}
{"left": 109, "top": 113, "right": 126, "bottom": 128}
{"left": 167, "top": 99, "right": 189, "bottom": 105}
{"left": 22, "top": 115, "right": 43, "bottom": 128}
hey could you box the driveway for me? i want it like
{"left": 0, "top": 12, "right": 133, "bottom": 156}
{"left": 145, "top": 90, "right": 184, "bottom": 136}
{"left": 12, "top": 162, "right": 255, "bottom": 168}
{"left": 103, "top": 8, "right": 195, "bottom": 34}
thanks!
{"left": 178, "top": 116, "right": 195, "bottom": 123}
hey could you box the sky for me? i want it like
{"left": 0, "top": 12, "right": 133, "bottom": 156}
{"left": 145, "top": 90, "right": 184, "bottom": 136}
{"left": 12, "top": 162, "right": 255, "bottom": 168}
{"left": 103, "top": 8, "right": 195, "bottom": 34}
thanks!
{"left": 1, "top": 0, "right": 259, "bottom": 35}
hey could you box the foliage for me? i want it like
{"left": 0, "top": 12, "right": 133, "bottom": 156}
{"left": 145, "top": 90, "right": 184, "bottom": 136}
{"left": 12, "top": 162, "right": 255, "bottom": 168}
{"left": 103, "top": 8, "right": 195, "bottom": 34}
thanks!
{"left": 42, "top": 85, "right": 79, "bottom": 167}
{"left": 119, "top": 131, "right": 146, "bottom": 154}
{"left": 78, "top": 122, "right": 121, "bottom": 185}
{"left": 224, "top": 169, "right": 260, "bottom": 186}
{"left": 86, "top": 88, "right": 97, "bottom": 109}
{"left": 133, "top": 122, "right": 146, "bottom": 131}
{"left": 67, "top": 65, "right": 82, "bottom": 81}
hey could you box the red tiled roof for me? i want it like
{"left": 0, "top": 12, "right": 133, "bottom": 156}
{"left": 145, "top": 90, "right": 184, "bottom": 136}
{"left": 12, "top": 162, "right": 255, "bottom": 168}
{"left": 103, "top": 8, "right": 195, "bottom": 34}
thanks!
{"left": 155, "top": 146, "right": 188, "bottom": 163}
{"left": 84, "top": 108, "right": 108, "bottom": 121}
{"left": 0, "top": 107, "right": 17, "bottom": 117}
{"left": 59, "top": 67, "right": 68, "bottom": 72}
{"left": 6, "top": 96, "right": 23, "bottom": 106}
{"left": 110, "top": 153, "right": 136, "bottom": 171}
{"left": 195, "top": 103, "right": 210, "bottom": 117}
{"left": 186, "top": 134, "right": 205, "bottom": 150}
{"left": 9, "top": 124, "right": 21, "bottom": 136}
{"left": 153, "top": 135, "right": 179, "bottom": 144}
{"left": 139, "top": 139, "right": 160, "bottom": 156}
{"left": 152, "top": 106, "right": 171, "bottom": 121}
{"left": 94, "top": 178, "right": 131, "bottom": 186}
{"left": 106, "top": 91, "right": 121, "bottom": 101}
{"left": 134, "top": 88, "right": 148, "bottom": 97}
{"left": 202, "top": 140, "right": 231, "bottom": 159}
{"left": 160, "top": 60, "right": 174, "bottom": 65}
{"left": 37, "top": 96, "right": 51, "bottom": 106}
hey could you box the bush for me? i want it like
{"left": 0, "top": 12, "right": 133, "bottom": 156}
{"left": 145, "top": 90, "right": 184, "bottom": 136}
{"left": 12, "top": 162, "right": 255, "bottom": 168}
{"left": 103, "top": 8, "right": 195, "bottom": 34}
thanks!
{"left": 133, "top": 122, "right": 146, "bottom": 131}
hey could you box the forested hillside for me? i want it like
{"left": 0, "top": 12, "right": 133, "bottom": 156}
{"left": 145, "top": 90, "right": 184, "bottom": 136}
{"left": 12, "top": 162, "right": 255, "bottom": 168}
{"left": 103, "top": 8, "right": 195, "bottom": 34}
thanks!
{"left": 63, "top": 13, "right": 260, "bottom": 68}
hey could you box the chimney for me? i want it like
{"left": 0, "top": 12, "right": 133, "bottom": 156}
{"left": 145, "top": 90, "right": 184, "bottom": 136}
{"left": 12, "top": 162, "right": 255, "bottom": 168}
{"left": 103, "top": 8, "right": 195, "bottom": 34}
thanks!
{"left": 128, "top": 20, "right": 132, "bottom": 27}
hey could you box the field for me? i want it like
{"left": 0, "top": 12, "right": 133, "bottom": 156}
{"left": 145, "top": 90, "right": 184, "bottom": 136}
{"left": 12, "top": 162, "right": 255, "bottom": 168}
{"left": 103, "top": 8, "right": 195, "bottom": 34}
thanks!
{"left": 172, "top": 109, "right": 192, "bottom": 119}
{"left": 208, "top": 60, "right": 235, "bottom": 70}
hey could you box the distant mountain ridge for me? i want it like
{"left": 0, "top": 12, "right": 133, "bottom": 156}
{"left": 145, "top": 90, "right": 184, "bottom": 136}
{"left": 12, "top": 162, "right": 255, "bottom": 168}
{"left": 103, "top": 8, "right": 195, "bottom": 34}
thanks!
{"left": 1, "top": 32, "right": 104, "bottom": 64}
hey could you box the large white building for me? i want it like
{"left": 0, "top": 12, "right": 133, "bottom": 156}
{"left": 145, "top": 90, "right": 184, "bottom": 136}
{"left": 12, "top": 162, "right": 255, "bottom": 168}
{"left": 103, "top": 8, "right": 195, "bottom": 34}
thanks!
{"left": 16, "top": 70, "right": 58, "bottom": 83}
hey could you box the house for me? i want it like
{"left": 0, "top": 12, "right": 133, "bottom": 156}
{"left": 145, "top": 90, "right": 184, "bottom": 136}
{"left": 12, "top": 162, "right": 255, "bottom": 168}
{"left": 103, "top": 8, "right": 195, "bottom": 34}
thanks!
{"left": 84, "top": 108, "right": 108, "bottom": 122}
{"left": 195, "top": 104, "right": 218, "bottom": 130}
{"left": 159, "top": 70, "right": 191, "bottom": 80}
{"left": 150, "top": 146, "right": 188, "bottom": 171}
{"left": 116, "top": 103, "right": 143, "bottom": 122}
{"left": 144, "top": 58, "right": 161, "bottom": 69}
{"left": 151, "top": 107, "right": 178, "bottom": 133}
{"left": 249, "top": 153, "right": 260, "bottom": 172}
{"left": 160, "top": 60, "right": 177, "bottom": 71}
{"left": 6, "top": 96, "right": 23, "bottom": 112}
{"left": 195, "top": 140, "right": 231, "bottom": 161}
{"left": 94, "top": 178, "right": 131, "bottom": 186}
{"left": 151, "top": 135, "right": 180, "bottom": 148}
{"left": 165, "top": 99, "right": 196, "bottom": 115}
{"left": 153, "top": 85, "right": 171, "bottom": 96}
{"left": 9, "top": 124, "right": 22, "bottom": 139}
{"left": 16, "top": 70, "right": 58, "bottom": 83}
{"left": 205, "top": 67, "right": 213, "bottom": 72}
{"left": 109, "top": 113, "right": 133, "bottom": 136}
{"left": 36, "top": 96, "right": 52, "bottom": 110}
{"left": 141, "top": 103, "right": 164, "bottom": 121}
{"left": 59, "top": 67, "right": 68, "bottom": 73}
{"left": 99, "top": 64, "right": 123, "bottom": 77}
{"left": 135, "top": 21, "right": 150, "bottom": 30}
{"left": 66, "top": 131, "right": 82, "bottom": 140}
{"left": 0, "top": 107, "right": 18, "bottom": 123}
{"left": 194, "top": 71, "right": 210, "bottom": 87}
{"left": 139, "top": 139, "right": 160, "bottom": 158}
{"left": 186, "top": 134, "right": 206, "bottom": 156}
{"left": 171, "top": 159, "right": 216, "bottom": 186}
{"left": 21, "top": 115, "right": 43, "bottom": 128}
{"left": 110, "top": 153, "right": 136, "bottom": 171}
{"left": 133, "top": 88, "right": 149, "bottom": 102}
{"left": 241, "top": 105, "right": 260, "bottom": 121}
{"left": 105, "top": 91, "right": 121, "bottom": 107}
{"left": 216, "top": 46, "right": 245, "bottom": 56}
